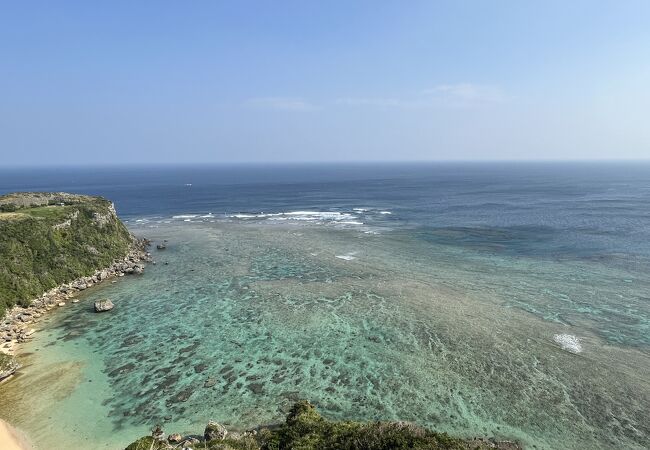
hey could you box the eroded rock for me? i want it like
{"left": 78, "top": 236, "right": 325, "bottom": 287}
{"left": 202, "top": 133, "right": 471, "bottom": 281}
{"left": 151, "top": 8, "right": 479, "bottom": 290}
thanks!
{"left": 204, "top": 420, "right": 228, "bottom": 441}
{"left": 0, "top": 354, "right": 20, "bottom": 381}
{"left": 94, "top": 299, "right": 115, "bottom": 312}
{"left": 167, "top": 433, "right": 182, "bottom": 444}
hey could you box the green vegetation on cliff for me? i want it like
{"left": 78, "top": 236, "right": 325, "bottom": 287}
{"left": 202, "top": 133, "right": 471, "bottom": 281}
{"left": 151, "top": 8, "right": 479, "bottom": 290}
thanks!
{"left": 126, "top": 401, "right": 518, "bottom": 450}
{"left": 0, "top": 192, "right": 133, "bottom": 316}
{"left": 261, "top": 401, "right": 468, "bottom": 450}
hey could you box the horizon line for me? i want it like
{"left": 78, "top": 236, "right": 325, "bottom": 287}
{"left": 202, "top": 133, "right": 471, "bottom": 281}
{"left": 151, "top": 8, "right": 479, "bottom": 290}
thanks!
{"left": 2, "top": 158, "right": 650, "bottom": 169}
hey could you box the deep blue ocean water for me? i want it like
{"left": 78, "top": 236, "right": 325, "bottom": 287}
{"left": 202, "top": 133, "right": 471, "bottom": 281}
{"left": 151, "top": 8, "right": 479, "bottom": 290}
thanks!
{"left": 2, "top": 162, "right": 650, "bottom": 258}
{"left": 1, "top": 162, "right": 649, "bottom": 449}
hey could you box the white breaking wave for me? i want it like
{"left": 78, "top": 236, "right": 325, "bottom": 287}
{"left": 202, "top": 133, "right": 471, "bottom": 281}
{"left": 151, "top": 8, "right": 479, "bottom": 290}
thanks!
{"left": 553, "top": 334, "right": 582, "bottom": 353}
{"left": 335, "top": 252, "right": 358, "bottom": 261}
{"left": 227, "top": 213, "right": 262, "bottom": 219}
{"left": 171, "top": 209, "right": 393, "bottom": 231}
{"left": 283, "top": 211, "right": 354, "bottom": 219}
{"left": 269, "top": 215, "right": 318, "bottom": 221}
{"left": 227, "top": 210, "right": 359, "bottom": 223}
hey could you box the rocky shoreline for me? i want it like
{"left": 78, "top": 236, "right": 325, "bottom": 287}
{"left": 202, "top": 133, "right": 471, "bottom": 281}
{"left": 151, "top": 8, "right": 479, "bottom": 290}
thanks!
{"left": 126, "top": 400, "right": 523, "bottom": 450}
{"left": 0, "top": 238, "right": 151, "bottom": 379}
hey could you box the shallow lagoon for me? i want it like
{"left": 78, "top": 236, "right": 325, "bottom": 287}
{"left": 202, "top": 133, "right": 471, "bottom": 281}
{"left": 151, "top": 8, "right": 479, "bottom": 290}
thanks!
{"left": 1, "top": 219, "right": 648, "bottom": 449}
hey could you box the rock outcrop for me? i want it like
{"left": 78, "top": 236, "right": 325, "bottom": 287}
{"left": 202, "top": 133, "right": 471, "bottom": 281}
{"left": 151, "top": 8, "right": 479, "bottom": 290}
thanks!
{"left": 94, "top": 299, "right": 115, "bottom": 312}
{"left": 204, "top": 421, "right": 228, "bottom": 441}
{"left": 167, "top": 433, "right": 182, "bottom": 444}
{"left": 0, "top": 354, "right": 19, "bottom": 381}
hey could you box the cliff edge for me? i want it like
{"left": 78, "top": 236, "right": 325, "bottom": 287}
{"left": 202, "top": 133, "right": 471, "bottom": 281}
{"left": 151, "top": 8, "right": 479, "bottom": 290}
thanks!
{"left": 0, "top": 192, "right": 134, "bottom": 317}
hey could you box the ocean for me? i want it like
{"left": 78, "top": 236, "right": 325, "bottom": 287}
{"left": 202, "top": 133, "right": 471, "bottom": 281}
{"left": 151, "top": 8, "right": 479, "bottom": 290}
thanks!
{"left": 0, "top": 162, "right": 648, "bottom": 449}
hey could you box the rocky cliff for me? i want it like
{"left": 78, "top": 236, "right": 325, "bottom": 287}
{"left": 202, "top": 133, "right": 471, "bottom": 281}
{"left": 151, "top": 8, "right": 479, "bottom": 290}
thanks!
{"left": 0, "top": 192, "right": 135, "bottom": 317}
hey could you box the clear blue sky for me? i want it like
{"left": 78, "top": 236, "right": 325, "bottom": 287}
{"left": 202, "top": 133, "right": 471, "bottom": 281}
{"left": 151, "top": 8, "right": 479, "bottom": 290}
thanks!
{"left": 1, "top": 1, "right": 649, "bottom": 165}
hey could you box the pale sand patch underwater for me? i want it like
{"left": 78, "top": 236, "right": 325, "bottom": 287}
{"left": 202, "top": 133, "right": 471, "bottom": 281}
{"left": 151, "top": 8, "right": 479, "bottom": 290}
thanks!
{"left": 0, "top": 350, "right": 88, "bottom": 448}
{"left": 0, "top": 222, "right": 649, "bottom": 449}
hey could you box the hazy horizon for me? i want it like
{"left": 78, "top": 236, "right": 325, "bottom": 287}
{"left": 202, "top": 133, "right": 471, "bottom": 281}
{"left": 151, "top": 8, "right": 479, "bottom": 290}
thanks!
{"left": 2, "top": 1, "right": 649, "bottom": 166}
{"left": 4, "top": 159, "right": 650, "bottom": 170}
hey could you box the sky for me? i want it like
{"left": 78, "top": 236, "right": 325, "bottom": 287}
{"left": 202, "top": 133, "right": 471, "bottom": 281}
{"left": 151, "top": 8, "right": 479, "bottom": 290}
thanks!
{"left": 1, "top": 1, "right": 649, "bottom": 165}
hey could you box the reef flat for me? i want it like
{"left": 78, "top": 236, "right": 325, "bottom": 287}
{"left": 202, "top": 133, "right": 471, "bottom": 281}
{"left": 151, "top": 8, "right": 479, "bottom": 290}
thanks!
{"left": 1, "top": 220, "right": 647, "bottom": 450}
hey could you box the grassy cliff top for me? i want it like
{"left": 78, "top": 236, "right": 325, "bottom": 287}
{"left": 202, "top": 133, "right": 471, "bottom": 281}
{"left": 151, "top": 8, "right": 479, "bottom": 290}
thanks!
{"left": 0, "top": 192, "right": 113, "bottom": 220}
{"left": 0, "top": 192, "right": 108, "bottom": 208}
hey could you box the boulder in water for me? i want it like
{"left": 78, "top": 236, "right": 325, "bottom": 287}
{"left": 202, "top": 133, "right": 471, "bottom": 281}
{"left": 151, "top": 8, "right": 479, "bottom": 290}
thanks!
{"left": 94, "top": 299, "right": 114, "bottom": 312}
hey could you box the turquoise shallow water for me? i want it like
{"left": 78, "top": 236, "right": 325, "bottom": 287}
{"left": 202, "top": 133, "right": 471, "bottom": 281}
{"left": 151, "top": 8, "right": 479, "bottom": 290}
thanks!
{"left": 1, "top": 220, "right": 649, "bottom": 449}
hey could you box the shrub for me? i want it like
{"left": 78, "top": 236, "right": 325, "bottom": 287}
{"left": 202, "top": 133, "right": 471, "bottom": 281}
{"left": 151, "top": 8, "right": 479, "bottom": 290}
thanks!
{"left": 0, "top": 204, "right": 17, "bottom": 212}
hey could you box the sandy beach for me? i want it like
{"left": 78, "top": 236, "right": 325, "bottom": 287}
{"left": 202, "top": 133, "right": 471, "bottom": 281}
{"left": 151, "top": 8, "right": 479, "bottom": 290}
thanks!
{"left": 0, "top": 419, "right": 33, "bottom": 450}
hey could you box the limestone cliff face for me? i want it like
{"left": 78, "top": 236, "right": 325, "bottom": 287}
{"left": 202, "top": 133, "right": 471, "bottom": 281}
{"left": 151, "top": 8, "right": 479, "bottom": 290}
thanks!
{"left": 0, "top": 193, "right": 134, "bottom": 316}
